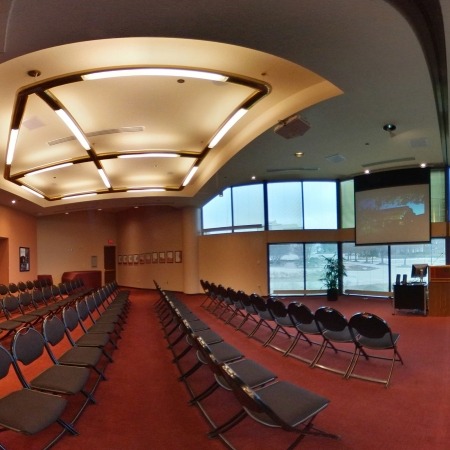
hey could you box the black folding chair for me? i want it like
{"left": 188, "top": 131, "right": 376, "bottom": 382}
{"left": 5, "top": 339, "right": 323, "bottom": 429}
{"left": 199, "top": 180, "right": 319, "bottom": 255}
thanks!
{"left": 11, "top": 327, "right": 96, "bottom": 425}
{"left": 0, "top": 344, "right": 77, "bottom": 448}
{"left": 212, "top": 361, "right": 339, "bottom": 448}
{"left": 347, "top": 312, "right": 403, "bottom": 387}
{"left": 312, "top": 306, "right": 366, "bottom": 375}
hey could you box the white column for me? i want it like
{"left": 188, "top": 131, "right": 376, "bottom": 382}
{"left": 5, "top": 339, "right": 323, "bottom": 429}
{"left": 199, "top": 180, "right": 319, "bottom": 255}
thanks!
{"left": 182, "top": 207, "right": 200, "bottom": 294}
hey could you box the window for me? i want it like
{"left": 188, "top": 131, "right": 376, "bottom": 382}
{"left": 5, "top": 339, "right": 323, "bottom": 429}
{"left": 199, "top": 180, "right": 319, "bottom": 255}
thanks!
{"left": 202, "top": 188, "right": 232, "bottom": 234}
{"left": 267, "top": 182, "right": 303, "bottom": 230}
{"left": 232, "top": 184, "right": 264, "bottom": 232}
{"left": 303, "top": 181, "right": 337, "bottom": 229}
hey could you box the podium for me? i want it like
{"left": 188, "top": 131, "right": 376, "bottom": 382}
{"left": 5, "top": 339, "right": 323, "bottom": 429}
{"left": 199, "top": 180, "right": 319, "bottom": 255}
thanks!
{"left": 393, "top": 283, "right": 427, "bottom": 314}
{"left": 428, "top": 265, "right": 450, "bottom": 316}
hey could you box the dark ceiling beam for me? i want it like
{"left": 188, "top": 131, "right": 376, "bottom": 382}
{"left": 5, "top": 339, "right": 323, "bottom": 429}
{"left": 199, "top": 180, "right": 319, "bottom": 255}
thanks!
{"left": 384, "top": 0, "right": 448, "bottom": 165}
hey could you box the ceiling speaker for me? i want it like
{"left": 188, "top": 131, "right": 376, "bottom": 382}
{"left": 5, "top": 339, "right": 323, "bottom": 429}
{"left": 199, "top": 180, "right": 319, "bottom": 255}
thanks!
{"left": 274, "top": 115, "right": 310, "bottom": 139}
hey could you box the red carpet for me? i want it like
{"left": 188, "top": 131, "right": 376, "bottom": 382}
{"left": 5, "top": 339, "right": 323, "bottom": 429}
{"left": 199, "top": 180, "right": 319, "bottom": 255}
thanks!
{"left": 1, "top": 289, "right": 449, "bottom": 449}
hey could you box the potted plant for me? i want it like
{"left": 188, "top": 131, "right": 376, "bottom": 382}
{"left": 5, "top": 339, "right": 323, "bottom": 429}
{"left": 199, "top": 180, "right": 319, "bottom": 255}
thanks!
{"left": 320, "top": 255, "right": 346, "bottom": 301}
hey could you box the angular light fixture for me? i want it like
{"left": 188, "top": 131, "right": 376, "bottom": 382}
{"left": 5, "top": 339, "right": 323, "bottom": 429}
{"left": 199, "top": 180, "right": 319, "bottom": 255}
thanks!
{"left": 6, "top": 128, "right": 19, "bottom": 165}
{"left": 127, "top": 188, "right": 166, "bottom": 193}
{"left": 182, "top": 165, "right": 199, "bottom": 186}
{"left": 21, "top": 185, "right": 45, "bottom": 198}
{"left": 118, "top": 152, "right": 180, "bottom": 158}
{"left": 61, "top": 193, "right": 97, "bottom": 200}
{"left": 208, "top": 108, "right": 248, "bottom": 149}
{"left": 24, "top": 162, "right": 74, "bottom": 177}
{"left": 55, "top": 109, "right": 91, "bottom": 150}
{"left": 98, "top": 168, "right": 111, "bottom": 188}
{"left": 82, "top": 68, "right": 228, "bottom": 82}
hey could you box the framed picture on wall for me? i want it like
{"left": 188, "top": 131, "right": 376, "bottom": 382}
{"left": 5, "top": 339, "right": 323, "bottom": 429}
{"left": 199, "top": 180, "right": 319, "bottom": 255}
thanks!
{"left": 175, "top": 250, "right": 182, "bottom": 263}
{"left": 128, "top": 254, "right": 133, "bottom": 264}
{"left": 166, "top": 251, "right": 174, "bottom": 263}
{"left": 139, "top": 254, "right": 145, "bottom": 264}
{"left": 145, "top": 253, "right": 151, "bottom": 264}
{"left": 133, "top": 254, "right": 139, "bottom": 264}
{"left": 19, "top": 246, "right": 30, "bottom": 272}
{"left": 152, "top": 252, "right": 158, "bottom": 263}
{"left": 159, "top": 251, "right": 166, "bottom": 263}
{"left": 118, "top": 255, "right": 123, "bottom": 264}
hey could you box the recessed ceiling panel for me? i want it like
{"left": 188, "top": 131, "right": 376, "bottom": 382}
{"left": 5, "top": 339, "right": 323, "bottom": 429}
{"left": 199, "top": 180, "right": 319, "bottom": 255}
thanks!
{"left": 20, "top": 162, "right": 104, "bottom": 198}
{"left": 50, "top": 76, "right": 255, "bottom": 152}
{"left": 12, "top": 94, "right": 88, "bottom": 173}
{"left": 101, "top": 157, "right": 194, "bottom": 188}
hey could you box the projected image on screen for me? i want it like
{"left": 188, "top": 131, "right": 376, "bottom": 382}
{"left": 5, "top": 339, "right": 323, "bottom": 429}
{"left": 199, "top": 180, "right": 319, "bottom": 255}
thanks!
{"left": 355, "top": 183, "right": 430, "bottom": 245}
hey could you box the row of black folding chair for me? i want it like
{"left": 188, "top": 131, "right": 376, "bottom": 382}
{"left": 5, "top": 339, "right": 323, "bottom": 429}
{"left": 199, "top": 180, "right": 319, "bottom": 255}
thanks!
{"left": 0, "top": 281, "right": 129, "bottom": 448}
{"left": 155, "top": 283, "right": 339, "bottom": 448}
{"left": 201, "top": 282, "right": 403, "bottom": 388}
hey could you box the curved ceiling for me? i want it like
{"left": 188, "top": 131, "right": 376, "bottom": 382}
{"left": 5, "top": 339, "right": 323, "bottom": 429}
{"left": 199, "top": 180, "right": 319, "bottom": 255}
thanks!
{"left": 0, "top": 0, "right": 447, "bottom": 215}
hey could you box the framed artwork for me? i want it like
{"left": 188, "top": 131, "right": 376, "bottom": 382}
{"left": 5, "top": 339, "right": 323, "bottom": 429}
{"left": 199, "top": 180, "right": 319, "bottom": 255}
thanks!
{"left": 152, "top": 252, "right": 158, "bottom": 263}
{"left": 166, "top": 251, "right": 174, "bottom": 263}
{"left": 145, "top": 253, "right": 151, "bottom": 264}
{"left": 118, "top": 255, "right": 123, "bottom": 264}
{"left": 133, "top": 254, "right": 139, "bottom": 264}
{"left": 91, "top": 255, "right": 98, "bottom": 268}
{"left": 128, "top": 254, "right": 133, "bottom": 264}
{"left": 159, "top": 251, "right": 166, "bottom": 263}
{"left": 175, "top": 250, "right": 182, "bottom": 263}
{"left": 19, "top": 246, "right": 30, "bottom": 272}
{"left": 139, "top": 254, "right": 145, "bottom": 264}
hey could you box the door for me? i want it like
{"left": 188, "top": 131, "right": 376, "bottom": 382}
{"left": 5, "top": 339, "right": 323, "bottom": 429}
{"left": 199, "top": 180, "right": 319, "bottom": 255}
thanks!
{"left": 104, "top": 245, "right": 116, "bottom": 284}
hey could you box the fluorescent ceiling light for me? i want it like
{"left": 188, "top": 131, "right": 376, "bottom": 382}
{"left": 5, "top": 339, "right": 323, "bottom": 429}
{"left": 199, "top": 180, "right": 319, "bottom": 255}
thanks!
{"left": 82, "top": 68, "right": 228, "bottom": 82}
{"left": 118, "top": 153, "right": 180, "bottom": 159}
{"left": 98, "top": 168, "right": 111, "bottom": 188}
{"left": 127, "top": 188, "right": 166, "bottom": 193}
{"left": 6, "top": 128, "right": 19, "bottom": 165}
{"left": 24, "top": 162, "right": 73, "bottom": 177}
{"left": 21, "top": 185, "right": 44, "bottom": 198}
{"left": 182, "top": 166, "right": 199, "bottom": 187}
{"left": 208, "top": 108, "right": 248, "bottom": 149}
{"left": 62, "top": 193, "right": 97, "bottom": 200}
{"left": 55, "top": 109, "right": 91, "bottom": 150}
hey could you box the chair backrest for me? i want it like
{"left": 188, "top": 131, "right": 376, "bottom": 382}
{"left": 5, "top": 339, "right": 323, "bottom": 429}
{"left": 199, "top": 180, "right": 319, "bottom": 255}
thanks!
{"left": 12, "top": 327, "right": 46, "bottom": 366}
{"left": 0, "top": 284, "right": 9, "bottom": 297}
{"left": 288, "top": 302, "right": 315, "bottom": 326}
{"left": 8, "top": 283, "right": 19, "bottom": 295}
{"left": 26, "top": 280, "right": 35, "bottom": 291}
{"left": 19, "top": 291, "right": 34, "bottom": 309}
{"left": 238, "top": 291, "right": 256, "bottom": 313}
{"left": 76, "top": 299, "right": 91, "bottom": 324}
{"left": 43, "top": 314, "right": 66, "bottom": 346}
{"left": 17, "top": 281, "right": 28, "bottom": 293}
{"left": 2, "top": 294, "right": 22, "bottom": 316}
{"left": 348, "top": 312, "right": 391, "bottom": 339}
{"left": 314, "top": 306, "right": 349, "bottom": 332}
{"left": 250, "top": 294, "right": 274, "bottom": 319}
{"left": 32, "top": 289, "right": 46, "bottom": 306}
{"left": 0, "top": 344, "right": 14, "bottom": 379}
{"left": 62, "top": 306, "right": 80, "bottom": 332}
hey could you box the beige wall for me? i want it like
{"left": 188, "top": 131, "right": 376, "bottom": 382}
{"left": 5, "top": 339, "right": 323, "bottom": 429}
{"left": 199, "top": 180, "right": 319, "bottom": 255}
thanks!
{"left": 37, "top": 210, "right": 117, "bottom": 285}
{"left": 198, "top": 228, "right": 356, "bottom": 296}
{"left": 116, "top": 206, "right": 184, "bottom": 290}
{"left": 0, "top": 205, "right": 37, "bottom": 284}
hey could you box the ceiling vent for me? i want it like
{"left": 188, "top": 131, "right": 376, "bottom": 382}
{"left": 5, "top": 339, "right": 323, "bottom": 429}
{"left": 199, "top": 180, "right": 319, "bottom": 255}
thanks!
{"left": 274, "top": 115, "right": 310, "bottom": 139}
{"left": 325, "top": 153, "right": 346, "bottom": 164}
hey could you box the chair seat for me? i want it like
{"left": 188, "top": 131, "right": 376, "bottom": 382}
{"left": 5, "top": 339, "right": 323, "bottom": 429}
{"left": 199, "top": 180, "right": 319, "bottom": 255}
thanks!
{"left": 248, "top": 380, "right": 329, "bottom": 427}
{"left": 217, "top": 359, "right": 276, "bottom": 390}
{"left": 358, "top": 332, "right": 400, "bottom": 350}
{"left": 57, "top": 346, "right": 104, "bottom": 367}
{"left": 30, "top": 365, "right": 91, "bottom": 395}
{"left": 76, "top": 332, "right": 111, "bottom": 348}
{"left": 0, "top": 389, "right": 68, "bottom": 435}
{"left": 323, "top": 328, "right": 353, "bottom": 343}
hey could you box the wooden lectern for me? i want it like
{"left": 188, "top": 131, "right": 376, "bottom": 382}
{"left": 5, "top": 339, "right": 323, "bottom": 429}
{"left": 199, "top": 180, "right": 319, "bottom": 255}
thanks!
{"left": 428, "top": 265, "right": 450, "bottom": 316}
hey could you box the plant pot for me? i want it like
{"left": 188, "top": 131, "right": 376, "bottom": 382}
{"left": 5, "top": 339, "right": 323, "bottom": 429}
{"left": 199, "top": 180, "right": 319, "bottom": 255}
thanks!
{"left": 327, "top": 288, "right": 339, "bottom": 301}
